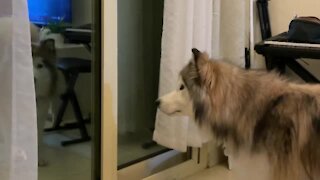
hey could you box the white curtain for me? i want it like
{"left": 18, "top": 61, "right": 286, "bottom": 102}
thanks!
{"left": 154, "top": 0, "right": 247, "bottom": 150}
{"left": 154, "top": 0, "right": 265, "bottom": 166}
{"left": 154, "top": 0, "right": 216, "bottom": 152}
{"left": 0, "top": 0, "right": 37, "bottom": 179}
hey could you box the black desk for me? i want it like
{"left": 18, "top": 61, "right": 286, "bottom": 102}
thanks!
{"left": 45, "top": 24, "right": 93, "bottom": 146}
{"left": 255, "top": 32, "right": 320, "bottom": 83}
{"left": 45, "top": 58, "right": 92, "bottom": 146}
{"left": 63, "top": 24, "right": 92, "bottom": 51}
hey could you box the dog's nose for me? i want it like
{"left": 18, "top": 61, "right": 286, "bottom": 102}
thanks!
{"left": 155, "top": 99, "right": 161, "bottom": 107}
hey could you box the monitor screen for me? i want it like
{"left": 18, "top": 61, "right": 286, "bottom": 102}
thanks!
{"left": 28, "top": 0, "right": 72, "bottom": 25}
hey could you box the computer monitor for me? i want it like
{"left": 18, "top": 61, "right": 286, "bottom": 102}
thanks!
{"left": 28, "top": 0, "right": 72, "bottom": 25}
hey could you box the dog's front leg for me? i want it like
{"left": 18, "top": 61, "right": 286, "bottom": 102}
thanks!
{"left": 36, "top": 97, "right": 50, "bottom": 166}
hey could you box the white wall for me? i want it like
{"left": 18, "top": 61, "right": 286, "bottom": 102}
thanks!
{"left": 269, "top": 0, "right": 320, "bottom": 34}
{"left": 268, "top": 1, "right": 320, "bottom": 81}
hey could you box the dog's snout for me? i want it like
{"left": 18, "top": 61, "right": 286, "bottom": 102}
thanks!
{"left": 155, "top": 99, "right": 161, "bottom": 107}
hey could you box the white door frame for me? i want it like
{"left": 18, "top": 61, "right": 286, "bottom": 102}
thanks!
{"left": 102, "top": 0, "right": 118, "bottom": 179}
{"left": 101, "top": 0, "right": 209, "bottom": 179}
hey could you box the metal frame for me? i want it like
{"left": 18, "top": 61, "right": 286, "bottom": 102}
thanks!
{"left": 117, "top": 147, "right": 208, "bottom": 180}
{"left": 256, "top": 0, "right": 274, "bottom": 69}
{"left": 92, "top": 0, "right": 102, "bottom": 178}
{"left": 256, "top": 0, "right": 271, "bottom": 40}
{"left": 143, "top": 147, "right": 208, "bottom": 180}
{"left": 45, "top": 68, "right": 91, "bottom": 146}
{"left": 286, "top": 60, "right": 319, "bottom": 83}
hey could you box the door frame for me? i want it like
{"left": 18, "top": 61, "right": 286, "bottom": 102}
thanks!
{"left": 144, "top": 147, "right": 208, "bottom": 180}
{"left": 117, "top": 147, "right": 208, "bottom": 180}
{"left": 101, "top": 0, "right": 118, "bottom": 179}
{"left": 101, "top": 0, "right": 210, "bottom": 179}
{"left": 92, "top": 0, "right": 102, "bottom": 178}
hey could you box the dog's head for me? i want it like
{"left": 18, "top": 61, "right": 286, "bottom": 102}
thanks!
{"left": 157, "top": 48, "right": 214, "bottom": 121}
{"left": 32, "top": 39, "right": 57, "bottom": 96}
{"left": 156, "top": 76, "right": 193, "bottom": 116}
{"left": 32, "top": 39, "right": 56, "bottom": 71}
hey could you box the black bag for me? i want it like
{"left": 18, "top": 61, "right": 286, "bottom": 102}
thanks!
{"left": 287, "top": 16, "right": 320, "bottom": 44}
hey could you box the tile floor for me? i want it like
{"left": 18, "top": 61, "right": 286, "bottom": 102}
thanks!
{"left": 118, "top": 132, "right": 166, "bottom": 167}
{"left": 39, "top": 130, "right": 166, "bottom": 179}
{"left": 185, "top": 165, "right": 231, "bottom": 180}
{"left": 38, "top": 131, "right": 91, "bottom": 180}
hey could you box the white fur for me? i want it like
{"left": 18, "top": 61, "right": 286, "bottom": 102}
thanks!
{"left": 158, "top": 77, "right": 193, "bottom": 117}
{"left": 157, "top": 74, "right": 274, "bottom": 180}
{"left": 33, "top": 56, "right": 53, "bottom": 167}
{"left": 33, "top": 57, "right": 52, "bottom": 97}
{"left": 30, "top": 23, "right": 40, "bottom": 43}
{"left": 158, "top": 76, "right": 236, "bottom": 171}
{"left": 31, "top": 23, "right": 53, "bottom": 166}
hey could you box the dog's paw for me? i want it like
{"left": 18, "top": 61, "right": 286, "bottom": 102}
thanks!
{"left": 38, "top": 159, "right": 48, "bottom": 167}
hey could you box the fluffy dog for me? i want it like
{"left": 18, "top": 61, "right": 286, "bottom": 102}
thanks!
{"left": 32, "top": 39, "right": 57, "bottom": 166}
{"left": 157, "top": 48, "right": 320, "bottom": 180}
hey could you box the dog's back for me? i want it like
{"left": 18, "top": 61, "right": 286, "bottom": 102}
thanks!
{"left": 216, "top": 64, "right": 320, "bottom": 180}
{"left": 184, "top": 49, "right": 320, "bottom": 180}
{"left": 31, "top": 37, "right": 57, "bottom": 167}
{"left": 284, "top": 83, "right": 320, "bottom": 180}
{"left": 158, "top": 48, "right": 320, "bottom": 180}
{"left": 221, "top": 65, "right": 320, "bottom": 180}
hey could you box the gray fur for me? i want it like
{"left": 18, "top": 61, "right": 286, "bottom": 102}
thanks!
{"left": 179, "top": 48, "right": 320, "bottom": 180}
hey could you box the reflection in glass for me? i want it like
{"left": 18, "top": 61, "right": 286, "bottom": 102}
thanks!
{"left": 118, "top": 0, "right": 167, "bottom": 167}
{"left": 29, "top": 0, "right": 94, "bottom": 179}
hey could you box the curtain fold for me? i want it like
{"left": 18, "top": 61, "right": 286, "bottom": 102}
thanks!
{"left": 154, "top": 0, "right": 264, "bottom": 166}
{"left": 0, "top": 0, "right": 37, "bottom": 179}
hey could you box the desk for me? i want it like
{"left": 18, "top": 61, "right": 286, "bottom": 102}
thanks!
{"left": 64, "top": 24, "right": 92, "bottom": 52}
{"left": 46, "top": 57, "right": 91, "bottom": 146}
{"left": 50, "top": 44, "right": 91, "bottom": 123}
{"left": 255, "top": 32, "right": 320, "bottom": 83}
{"left": 51, "top": 26, "right": 92, "bottom": 122}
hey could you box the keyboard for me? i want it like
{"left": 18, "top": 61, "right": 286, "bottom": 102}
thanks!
{"left": 63, "top": 24, "right": 92, "bottom": 44}
{"left": 264, "top": 41, "right": 320, "bottom": 49}
{"left": 255, "top": 32, "right": 320, "bottom": 59}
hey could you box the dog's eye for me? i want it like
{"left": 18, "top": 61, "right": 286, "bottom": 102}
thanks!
{"left": 179, "top": 85, "right": 185, "bottom": 90}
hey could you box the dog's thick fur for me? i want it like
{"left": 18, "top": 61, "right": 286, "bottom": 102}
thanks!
{"left": 158, "top": 49, "right": 320, "bottom": 180}
{"left": 32, "top": 39, "right": 57, "bottom": 96}
{"left": 32, "top": 39, "right": 57, "bottom": 166}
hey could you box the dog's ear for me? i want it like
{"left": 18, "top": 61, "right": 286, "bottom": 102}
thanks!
{"left": 191, "top": 48, "right": 214, "bottom": 87}
{"left": 192, "top": 48, "right": 209, "bottom": 69}
{"left": 192, "top": 48, "right": 201, "bottom": 61}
